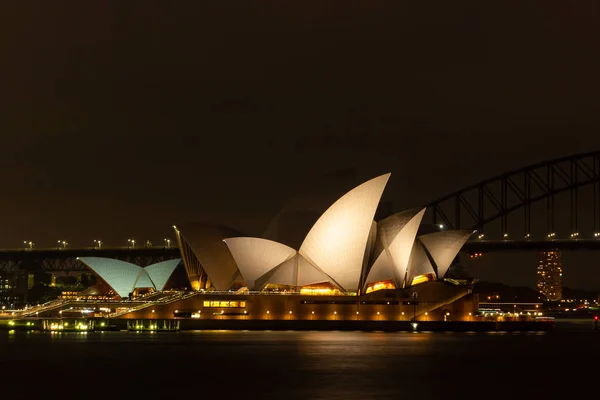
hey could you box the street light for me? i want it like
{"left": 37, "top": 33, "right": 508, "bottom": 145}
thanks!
{"left": 94, "top": 240, "right": 102, "bottom": 249}
{"left": 23, "top": 241, "right": 34, "bottom": 249}
{"left": 57, "top": 240, "right": 67, "bottom": 249}
{"left": 164, "top": 238, "right": 171, "bottom": 248}
{"left": 127, "top": 239, "right": 136, "bottom": 248}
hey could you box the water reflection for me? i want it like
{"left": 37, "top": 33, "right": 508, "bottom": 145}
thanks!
{"left": 0, "top": 329, "right": 596, "bottom": 399}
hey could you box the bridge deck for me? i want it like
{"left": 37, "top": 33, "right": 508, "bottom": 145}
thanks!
{"left": 462, "top": 239, "right": 600, "bottom": 253}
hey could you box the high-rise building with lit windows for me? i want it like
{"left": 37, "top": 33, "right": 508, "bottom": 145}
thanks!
{"left": 537, "top": 250, "right": 562, "bottom": 301}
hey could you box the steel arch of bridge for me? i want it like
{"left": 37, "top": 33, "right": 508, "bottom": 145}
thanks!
{"left": 426, "top": 151, "right": 600, "bottom": 238}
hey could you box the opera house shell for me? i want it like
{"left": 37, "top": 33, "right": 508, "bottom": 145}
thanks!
{"left": 57, "top": 172, "right": 477, "bottom": 323}
{"left": 174, "top": 173, "right": 473, "bottom": 296}
{"left": 78, "top": 258, "right": 182, "bottom": 298}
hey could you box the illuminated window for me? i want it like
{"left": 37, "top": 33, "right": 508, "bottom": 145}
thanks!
{"left": 300, "top": 282, "right": 342, "bottom": 296}
{"left": 410, "top": 274, "right": 435, "bottom": 286}
{"left": 364, "top": 280, "right": 395, "bottom": 294}
{"left": 202, "top": 300, "right": 246, "bottom": 308}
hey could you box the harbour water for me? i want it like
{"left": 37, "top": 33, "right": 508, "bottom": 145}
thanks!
{"left": 1, "top": 324, "right": 598, "bottom": 399}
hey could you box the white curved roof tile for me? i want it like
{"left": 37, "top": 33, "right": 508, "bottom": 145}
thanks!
{"left": 134, "top": 269, "right": 155, "bottom": 289}
{"left": 384, "top": 208, "right": 426, "bottom": 285}
{"left": 255, "top": 254, "right": 334, "bottom": 289}
{"left": 364, "top": 249, "right": 394, "bottom": 287}
{"left": 145, "top": 259, "right": 181, "bottom": 291}
{"left": 224, "top": 237, "right": 296, "bottom": 290}
{"left": 79, "top": 257, "right": 142, "bottom": 298}
{"left": 360, "top": 220, "right": 378, "bottom": 288}
{"left": 262, "top": 168, "right": 359, "bottom": 250}
{"left": 418, "top": 230, "right": 473, "bottom": 279}
{"left": 299, "top": 173, "right": 390, "bottom": 292}
{"left": 297, "top": 255, "right": 334, "bottom": 287}
{"left": 405, "top": 240, "right": 436, "bottom": 286}
{"left": 366, "top": 208, "right": 425, "bottom": 288}
{"left": 256, "top": 255, "right": 298, "bottom": 289}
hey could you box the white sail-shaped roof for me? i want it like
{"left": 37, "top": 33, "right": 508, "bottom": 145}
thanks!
{"left": 79, "top": 257, "right": 142, "bottom": 298}
{"left": 224, "top": 237, "right": 296, "bottom": 290}
{"left": 364, "top": 208, "right": 425, "bottom": 288}
{"left": 405, "top": 240, "right": 436, "bottom": 286}
{"left": 256, "top": 254, "right": 334, "bottom": 288}
{"left": 299, "top": 173, "right": 390, "bottom": 292}
{"left": 145, "top": 259, "right": 181, "bottom": 291}
{"left": 384, "top": 208, "right": 426, "bottom": 285}
{"left": 297, "top": 255, "right": 333, "bottom": 286}
{"left": 360, "top": 220, "right": 378, "bottom": 289}
{"left": 418, "top": 230, "right": 473, "bottom": 279}
{"left": 364, "top": 250, "right": 394, "bottom": 286}
{"left": 257, "top": 256, "right": 298, "bottom": 288}
{"left": 134, "top": 269, "right": 155, "bottom": 289}
{"left": 262, "top": 168, "right": 359, "bottom": 250}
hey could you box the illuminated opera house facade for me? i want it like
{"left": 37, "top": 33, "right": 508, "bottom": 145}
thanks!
{"left": 76, "top": 172, "right": 478, "bottom": 322}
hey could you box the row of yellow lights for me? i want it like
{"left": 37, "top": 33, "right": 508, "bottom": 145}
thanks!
{"left": 162, "top": 310, "right": 452, "bottom": 317}
{"left": 485, "top": 312, "right": 543, "bottom": 316}
{"left": 476, "top": 232, "right": 600, "bottom": 239}
{"left": 49, "top": 322, "right": 89, "bottom": 330}
{"left": 19, "top": 238, "right": 173, "bottom": 248}
{"left": 8, "top": 321, "right": 34, "bottom": 326}
{"left": 134, "top": 325, "right": 158, "bottom": 330}
{"left": 20, "top": 230, "right": 600, "bottom": 250}
{"left": 162, "top": 309, "right": 475, "bottom": 318}
{"left": 171, "top": 310, "right": 429, "bottom": 316}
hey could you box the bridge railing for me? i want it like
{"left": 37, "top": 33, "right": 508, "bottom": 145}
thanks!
{"left": 0, "top": 246, "right": 179, "bottom": 253}
{"left": 108, "top": 291, "right": 201, "bottom": 318}
{"left": 20, "top": 300, "right": 68, "bottom": 317}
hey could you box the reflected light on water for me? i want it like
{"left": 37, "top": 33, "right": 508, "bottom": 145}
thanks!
{"left": 0, "top": 329, "right": 592, "bottom": 399}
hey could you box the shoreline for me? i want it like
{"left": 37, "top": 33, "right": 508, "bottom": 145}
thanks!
{"left": 0, "top": 318, "right": 558, "bottom": 332}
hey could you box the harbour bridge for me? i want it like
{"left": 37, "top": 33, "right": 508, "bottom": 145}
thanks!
{"left": 425, "top": 151, "right": 600, "bottom": 254}
{"left": 0, "top": 247, "right": 180, "bottom": 273}
{"left": 1, "top": 151, "right": 600, "bottom": 273}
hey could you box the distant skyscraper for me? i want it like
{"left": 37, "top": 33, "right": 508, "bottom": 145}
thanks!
{"left": 537, "top": 250, "right": 563, "bottom": 301}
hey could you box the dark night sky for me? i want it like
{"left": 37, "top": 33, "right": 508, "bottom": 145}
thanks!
{"left": 1, "top": 2, "right": 600, "bottom": 289}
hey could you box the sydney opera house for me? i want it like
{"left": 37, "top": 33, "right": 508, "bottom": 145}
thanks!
{"left": 38, "top": 172, "right": 478, "bottom": 323}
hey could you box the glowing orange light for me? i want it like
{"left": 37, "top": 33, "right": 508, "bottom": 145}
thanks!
{"left": 365, "top": 280, "right": 395, "bottom": 294}
{"left": 410, "top": 274, "right": 434, "bottom": 286}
